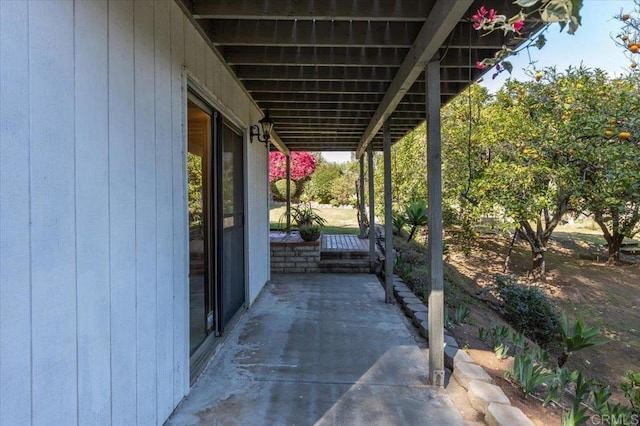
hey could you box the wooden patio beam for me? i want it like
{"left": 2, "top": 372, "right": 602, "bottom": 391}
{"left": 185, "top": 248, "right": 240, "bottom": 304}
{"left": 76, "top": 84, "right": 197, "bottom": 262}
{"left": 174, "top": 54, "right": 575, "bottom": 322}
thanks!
{"left": 207, "top": 20, "right": 421, "bottom": 48}
{"left": 224, "top": 46, "right": 497, "bottom": 67}
{"left": 356, "top": 0, "right": 474, "bottom": 158}
{"left": 235, "top": 65, "right": 400, "bottom": 82}
{"left": 192, "top": 0, "right": 435, "bottom": 22}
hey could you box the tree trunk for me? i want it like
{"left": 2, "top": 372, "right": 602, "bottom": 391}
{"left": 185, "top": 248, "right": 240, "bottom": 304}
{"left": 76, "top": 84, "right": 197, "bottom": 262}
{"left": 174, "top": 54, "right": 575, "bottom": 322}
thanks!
{"left": 531, "top": 246, "right": 546, "bottom": 278}
{"left": 606, "top": 233, "right": 625, "bottom": 264}
{"left": 407, "top": 226, "right": 417, "bottom": 241}
{"left": 593, "top": 211, "right": 625, "bottom": 264}
{"left": 517, "top": 221, "right": 549, "bottom": 278}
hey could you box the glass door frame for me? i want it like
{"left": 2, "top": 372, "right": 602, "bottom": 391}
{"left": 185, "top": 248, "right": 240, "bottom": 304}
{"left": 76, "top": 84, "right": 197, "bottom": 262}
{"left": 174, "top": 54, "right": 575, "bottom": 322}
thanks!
{"left": 186, "top": 80, "right": 249, "bottom": 383}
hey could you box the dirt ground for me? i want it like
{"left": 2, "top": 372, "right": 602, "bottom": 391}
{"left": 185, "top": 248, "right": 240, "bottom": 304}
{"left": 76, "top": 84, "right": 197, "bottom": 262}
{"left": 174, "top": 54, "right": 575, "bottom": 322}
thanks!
{"left": 443, "top": 228, "right": 640, "bottom": 423}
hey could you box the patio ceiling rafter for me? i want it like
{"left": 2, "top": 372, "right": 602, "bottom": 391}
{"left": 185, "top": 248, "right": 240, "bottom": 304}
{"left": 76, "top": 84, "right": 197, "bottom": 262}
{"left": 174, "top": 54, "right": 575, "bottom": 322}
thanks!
{"left": 355, "top": 0, "right": 474, "bottom": 158}
{"left": 181, "top": 0, "right": 544, "bottom": 152}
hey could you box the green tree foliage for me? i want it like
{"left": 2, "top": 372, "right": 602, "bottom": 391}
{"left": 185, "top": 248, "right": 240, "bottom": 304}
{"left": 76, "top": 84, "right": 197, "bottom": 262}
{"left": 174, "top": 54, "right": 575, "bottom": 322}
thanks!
{"left": 449, "top": 68, "right": 640, "bottom": 273}
{"left": 305, "top": 162, "right": 341, "bottom": 203}
{"left": 371, "top": 67, "right": 640, "bottom": 272}
{"left": 187, "top": 152, "right": 203, "bottom": 230}
{"left": 328, "top": 173, "right": 357, "bottom": 206}
{"left": 373, "top": 126, "right": 427, "bottom": 217}
{"left": 566, "top": 74, "right": 640, "bottom": 262}
{"left": 305, "top": 161, "right": 358, "bottom": 206}
{"left": 477, "top": 74, "right": 576, "bottom": 276}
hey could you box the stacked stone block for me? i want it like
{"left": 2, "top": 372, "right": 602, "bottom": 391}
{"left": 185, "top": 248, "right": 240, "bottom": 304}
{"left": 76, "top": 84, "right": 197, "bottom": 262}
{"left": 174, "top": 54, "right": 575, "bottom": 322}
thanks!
{"left": 270, "top": 240, "right": 321, "bottom": 273}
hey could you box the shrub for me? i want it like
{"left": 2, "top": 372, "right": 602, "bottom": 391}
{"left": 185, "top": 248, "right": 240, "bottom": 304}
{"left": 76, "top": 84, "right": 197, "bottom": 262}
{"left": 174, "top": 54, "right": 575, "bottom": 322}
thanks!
{"left": 495, "top": 274, "right": 561, "bottom": 347}
{"left": 329, "top": 173, "right": 356, "bottom": 206}
{"left": 272, "top": 179, "right": 296, "bottom": 201}
{"left": 622, "top": 370, "right": 640, "bottom": 415}
{"left": 305, "top": 162, "right": 342, "bottom": 203}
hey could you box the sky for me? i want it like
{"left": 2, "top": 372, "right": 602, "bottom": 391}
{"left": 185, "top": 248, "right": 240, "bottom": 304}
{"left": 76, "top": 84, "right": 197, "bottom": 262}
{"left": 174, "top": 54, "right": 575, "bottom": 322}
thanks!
{"left": 321, "top": 0, "right": 635, "bottom": 164}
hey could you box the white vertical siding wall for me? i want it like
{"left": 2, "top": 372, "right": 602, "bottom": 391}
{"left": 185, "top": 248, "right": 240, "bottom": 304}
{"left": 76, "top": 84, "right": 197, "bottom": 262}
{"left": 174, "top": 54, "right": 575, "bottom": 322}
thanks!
{"left": 0, "top": 0, "right": 270, "bottom": 424}
{"left": 0, "top": 2, "right": 31, "bottom": 425}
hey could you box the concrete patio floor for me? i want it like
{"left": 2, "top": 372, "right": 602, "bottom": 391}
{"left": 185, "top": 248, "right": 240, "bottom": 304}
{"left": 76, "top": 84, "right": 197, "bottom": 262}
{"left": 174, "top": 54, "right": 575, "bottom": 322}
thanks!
{"left": 166, "top": 273, "right": 463, "bottom": 425}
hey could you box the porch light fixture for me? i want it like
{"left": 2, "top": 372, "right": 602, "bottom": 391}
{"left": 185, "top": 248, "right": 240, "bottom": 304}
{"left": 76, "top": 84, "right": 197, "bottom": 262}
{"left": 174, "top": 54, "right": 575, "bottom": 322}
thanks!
{"left": 250, "top": 109, "right": 274, "bottom": 144}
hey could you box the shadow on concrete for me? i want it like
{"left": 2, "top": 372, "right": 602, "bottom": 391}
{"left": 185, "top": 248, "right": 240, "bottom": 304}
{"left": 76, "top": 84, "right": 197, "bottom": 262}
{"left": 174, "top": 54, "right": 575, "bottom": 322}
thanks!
{"left": 166, "top": 273, "right": 463, "bottom": 425}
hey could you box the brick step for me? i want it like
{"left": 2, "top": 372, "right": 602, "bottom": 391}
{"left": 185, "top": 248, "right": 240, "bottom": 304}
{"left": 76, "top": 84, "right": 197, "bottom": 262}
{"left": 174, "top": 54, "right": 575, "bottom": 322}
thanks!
{"left": 320, "top": 250, "right": 370, "bottom": 261}
{"left": 318, "top": 258, "right": 371, "bottom": 273}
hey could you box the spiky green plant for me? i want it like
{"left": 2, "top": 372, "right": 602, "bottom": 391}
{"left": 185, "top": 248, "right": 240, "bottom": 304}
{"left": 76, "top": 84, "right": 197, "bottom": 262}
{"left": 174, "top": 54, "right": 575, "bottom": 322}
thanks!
{"left": 506, "top": 353, "right": 554, "bottom": 397}
{"left": 558, "top": 314, "right": 608, "bottom": 367}
{"left": 404, "top": 200, "right": 428, "bottom": 241}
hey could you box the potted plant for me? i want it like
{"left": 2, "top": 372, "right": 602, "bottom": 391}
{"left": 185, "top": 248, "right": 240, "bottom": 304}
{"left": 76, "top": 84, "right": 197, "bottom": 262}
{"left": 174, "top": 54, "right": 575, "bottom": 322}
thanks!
{"left": 291, "top": 202, "right": 326, "bottom": 241}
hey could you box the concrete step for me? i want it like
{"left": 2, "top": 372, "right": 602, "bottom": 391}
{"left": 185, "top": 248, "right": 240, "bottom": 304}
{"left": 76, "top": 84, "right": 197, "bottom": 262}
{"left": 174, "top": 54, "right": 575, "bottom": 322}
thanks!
{"left": 320, "top": 250, "right": 370, "bottom": 260}
{"left": 318, "top": 258, "right": 371, "bottom": 273}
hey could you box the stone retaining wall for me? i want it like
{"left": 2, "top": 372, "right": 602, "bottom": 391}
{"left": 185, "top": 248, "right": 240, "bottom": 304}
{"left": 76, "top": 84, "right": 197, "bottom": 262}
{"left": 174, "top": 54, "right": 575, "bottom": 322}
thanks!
{"left": 270, "top": 240, "right": 321, "bottom": 273}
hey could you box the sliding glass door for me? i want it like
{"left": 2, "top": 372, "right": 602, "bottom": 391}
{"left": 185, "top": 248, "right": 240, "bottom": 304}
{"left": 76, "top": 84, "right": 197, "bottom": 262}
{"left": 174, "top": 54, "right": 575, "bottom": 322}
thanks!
{"left": 187, "top": 98, "right": 215, "bottom": 354}
{"left": 187, "top": 92, "right": 246, "bottom": 357}
{"left": 220, "top": 123, "right": 245, "bottom": 328}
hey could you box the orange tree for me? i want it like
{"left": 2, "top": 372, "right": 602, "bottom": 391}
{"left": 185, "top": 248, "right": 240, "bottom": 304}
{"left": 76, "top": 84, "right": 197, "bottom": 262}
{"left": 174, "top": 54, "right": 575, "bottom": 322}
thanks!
{"left": 440, "top": 85, "right": 494, "bottom": 248}
{"left": 474, "top": 73, "right": 577, "bottom": 277}
{"left": 567, "top": 73, "right": 640, "bottom": 262}
{"left": 614, "top": 0, "right": 640, "bottom": 70}
{"left": 468, "top": 67, "right": 640, "bottom": 272}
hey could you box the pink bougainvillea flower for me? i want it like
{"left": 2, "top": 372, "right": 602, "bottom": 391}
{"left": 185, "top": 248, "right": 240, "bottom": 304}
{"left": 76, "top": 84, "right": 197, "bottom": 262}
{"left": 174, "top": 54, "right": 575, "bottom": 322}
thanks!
{"left": 268, "top": 151, "right": 317, "bottom": 183}
{"left": 476, "top": 61, "right": 488, "bottom": 70}
{"left": 513, "top": 19, "right": 525, "bottom": 33}
{"left": 477, "top": 6, "right": 488, "bottom": 18}
{"left": 472, "top": 6, "right": 488, "bottom": 27}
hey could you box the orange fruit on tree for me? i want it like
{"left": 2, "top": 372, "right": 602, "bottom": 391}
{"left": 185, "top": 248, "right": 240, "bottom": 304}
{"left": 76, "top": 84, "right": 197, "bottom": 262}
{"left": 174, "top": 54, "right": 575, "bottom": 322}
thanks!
{"left": 605, "top": 130, "right": 613, "bottom": 137}
{"left": 535, "top": 71, "right": 543, "bottom": 81}
{"left": 610, "top": 119, "right": 617, "bottom": 125}
{"left": 622, "top": 34, "right": 629, "bottom": 41}
{"left": 628, "top": 41, "right": 635, "bottom": 48}
{"left": 631, "top": 45, "right": 639, "bottom": 53}
{"left": 623, "top": 13, "right": 630, "bottom": 21}
{"left": 632, "top": 62, "right": 638, "bottom": 69}
{"left": 619, "top": 131, "right": 631, "bottom": 140}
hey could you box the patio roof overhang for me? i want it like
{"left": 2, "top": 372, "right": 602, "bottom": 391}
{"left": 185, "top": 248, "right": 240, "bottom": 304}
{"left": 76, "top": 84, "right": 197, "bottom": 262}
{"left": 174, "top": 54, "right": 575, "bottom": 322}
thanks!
{"left": 177, "top": 0, "right": 543, "bottom": 154}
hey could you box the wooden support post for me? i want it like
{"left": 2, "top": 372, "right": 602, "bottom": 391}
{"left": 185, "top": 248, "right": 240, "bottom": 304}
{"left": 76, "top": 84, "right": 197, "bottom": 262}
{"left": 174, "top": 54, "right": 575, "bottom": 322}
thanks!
{"left": 286, "top": 153, "right": 291, "bottom": 232}
{"left": 358, "top": 155, "right": 367, "bottom": 239}
{"left": 367, "top": 144, "right": 376, "bottom": 265}
{"left": 426, "top": 60, "right": 445, "bottom": 386}
{"left": 383, "top": 120, "right": 394, "bottom": 304}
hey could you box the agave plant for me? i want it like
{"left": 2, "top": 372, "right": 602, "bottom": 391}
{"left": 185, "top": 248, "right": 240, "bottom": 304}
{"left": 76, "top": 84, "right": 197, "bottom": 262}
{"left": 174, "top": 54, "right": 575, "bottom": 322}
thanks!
{"left": 558, "top": 314, "right": 608, "bottom": 367}
{"left": 506, "top": 353, "right": 554, "bottom": 398}
{"left": 404, "top": 200, "right": 428, "bottom": 241}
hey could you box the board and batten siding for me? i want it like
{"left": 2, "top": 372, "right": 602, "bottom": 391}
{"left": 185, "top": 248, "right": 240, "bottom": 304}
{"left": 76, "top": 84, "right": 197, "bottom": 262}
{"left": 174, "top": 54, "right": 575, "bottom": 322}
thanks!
{"left": 0, "top": 1, "right": 271, "bottom": 424}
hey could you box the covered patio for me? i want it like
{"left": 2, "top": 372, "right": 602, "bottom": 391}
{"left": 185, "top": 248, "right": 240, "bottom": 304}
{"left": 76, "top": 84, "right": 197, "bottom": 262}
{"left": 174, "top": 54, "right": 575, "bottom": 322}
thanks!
{"left": 177, "top": 0, "right": 541, "bottom": 386}
{"left": 167, "top": 273, "right": 464, "bottom": 425}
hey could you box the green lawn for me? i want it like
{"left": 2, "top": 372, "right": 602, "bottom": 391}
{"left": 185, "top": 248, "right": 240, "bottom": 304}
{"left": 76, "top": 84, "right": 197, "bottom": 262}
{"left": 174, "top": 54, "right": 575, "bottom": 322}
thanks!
{"left": 269, "top": 204, "right": 360, "bottom": 235}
